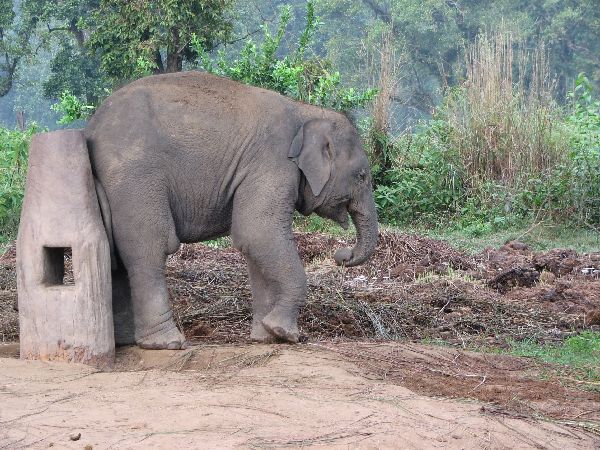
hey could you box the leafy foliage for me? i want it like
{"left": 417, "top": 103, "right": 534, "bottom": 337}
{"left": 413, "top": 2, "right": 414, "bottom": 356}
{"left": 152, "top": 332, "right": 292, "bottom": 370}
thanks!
{"left": 88, "top": 0, "right": 234, "bottom": 82}
{"left": 565, "top": 73, "right": 600, "bottom": 225}
{"left": 372, "top": 69, "right": 600, "bottom": 230}
{"left": 372, "top": 120, "right": 462, "bottom": 225}
{"left": 20, "top": 0, "right": 106, "bottom": 104}
{"left": 0, "top": 0, "right": 39, "bottom": 97}
{"left": 193, "top": 1, "right": 377, "bottom": 111}
{"left": 42, "top": 39, "right": 105, "bottom": 103}
{"left": 51, "top": 90, "right": 95, "bottom": 124}
{"left": 0, "top": 125, "right": 37, "bottom": 242}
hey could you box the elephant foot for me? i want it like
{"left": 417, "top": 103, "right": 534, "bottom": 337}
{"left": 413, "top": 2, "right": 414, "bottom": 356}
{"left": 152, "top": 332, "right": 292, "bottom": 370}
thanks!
{"left": 262, "top": 312, "right": 299, "bottom": 344}
{"left": 136, "top": 325, "right": 188, "bottom": 350}
{"left": 250, "top": 322, "right": 277, "bottom": 343}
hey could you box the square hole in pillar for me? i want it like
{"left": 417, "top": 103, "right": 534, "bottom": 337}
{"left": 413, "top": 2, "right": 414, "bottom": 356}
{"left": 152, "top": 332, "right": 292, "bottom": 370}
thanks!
{"left": 42, "top": 247, "right": 74, "bottom": 286}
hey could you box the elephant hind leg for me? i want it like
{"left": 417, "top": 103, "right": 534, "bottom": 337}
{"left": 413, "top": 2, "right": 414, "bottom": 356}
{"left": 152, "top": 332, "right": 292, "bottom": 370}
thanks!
{"left": 109, "top": 191, "right": 186, "bottom": 350}
{"left": 120, "top": 249, "right": 186, "bottom": 350}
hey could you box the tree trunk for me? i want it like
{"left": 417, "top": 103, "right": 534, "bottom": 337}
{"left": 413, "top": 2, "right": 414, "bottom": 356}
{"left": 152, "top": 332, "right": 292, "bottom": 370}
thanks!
{"left": 16, "top": 111, "right": 25, "bottom": 131}
{"left": 0, "top": 58, "right": 17, "bottom": 97}
{"left": 166, "top": 28, "right": 183, "bottom": 72}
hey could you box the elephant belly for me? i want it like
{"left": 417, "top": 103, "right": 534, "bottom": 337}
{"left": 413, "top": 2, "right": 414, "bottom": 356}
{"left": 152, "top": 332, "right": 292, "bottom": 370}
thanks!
{"left": 174, "top": 203, "right": 233, "bottom": 244}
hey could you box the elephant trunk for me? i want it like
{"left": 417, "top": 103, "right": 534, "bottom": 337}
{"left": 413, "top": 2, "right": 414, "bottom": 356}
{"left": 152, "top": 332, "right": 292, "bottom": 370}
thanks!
{"left": 334, "top": 189, "right": 378, "bottom": 267}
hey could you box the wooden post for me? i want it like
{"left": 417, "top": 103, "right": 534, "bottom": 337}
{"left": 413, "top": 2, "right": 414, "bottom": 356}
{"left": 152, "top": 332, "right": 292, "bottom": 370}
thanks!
{"left": 16, "top": 130, "right": 114, "bottom": 369}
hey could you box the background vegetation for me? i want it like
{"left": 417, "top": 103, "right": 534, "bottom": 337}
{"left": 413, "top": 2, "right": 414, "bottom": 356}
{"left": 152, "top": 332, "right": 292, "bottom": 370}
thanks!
{"left": 1, "top": 0, "right": 599, "bottom": 244}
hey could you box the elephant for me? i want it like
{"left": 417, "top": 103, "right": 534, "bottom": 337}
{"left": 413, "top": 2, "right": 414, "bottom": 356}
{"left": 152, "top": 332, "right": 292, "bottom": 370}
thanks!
{"left": 84, "top": 71, "right": 378, "bottom": 349}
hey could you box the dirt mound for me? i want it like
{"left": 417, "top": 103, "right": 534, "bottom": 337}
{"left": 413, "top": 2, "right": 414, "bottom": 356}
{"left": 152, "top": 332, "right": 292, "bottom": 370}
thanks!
{"left": 487, "top": 266, "right": 540, "bottom": 293}
{"left": 1, "top": 232, "right": 598, "bottom": 346}
{"left": 348, "top": 230, "right": 475, "bottom": 280}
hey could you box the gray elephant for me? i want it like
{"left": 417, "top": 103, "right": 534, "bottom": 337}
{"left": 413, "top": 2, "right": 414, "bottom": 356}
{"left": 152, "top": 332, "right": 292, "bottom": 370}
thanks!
{"left": 85, "top": 71, "right": 378, "bottom": 349}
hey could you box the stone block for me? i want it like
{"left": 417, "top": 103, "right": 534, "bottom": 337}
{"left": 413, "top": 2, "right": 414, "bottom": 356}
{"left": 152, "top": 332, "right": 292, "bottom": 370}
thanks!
{"left": 17, "top": 130, "right": 114, "bottom": 368}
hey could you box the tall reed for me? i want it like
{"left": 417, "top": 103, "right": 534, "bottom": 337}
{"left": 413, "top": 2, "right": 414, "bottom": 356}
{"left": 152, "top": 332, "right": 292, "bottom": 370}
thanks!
{"left": 445, "top": 31, "right": 569, "bottom": 192}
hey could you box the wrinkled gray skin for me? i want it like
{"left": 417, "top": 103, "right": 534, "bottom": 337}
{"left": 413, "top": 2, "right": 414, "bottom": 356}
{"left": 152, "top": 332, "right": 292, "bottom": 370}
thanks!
{"left": 85, "top": 72, "right": 378, "bottom": 349}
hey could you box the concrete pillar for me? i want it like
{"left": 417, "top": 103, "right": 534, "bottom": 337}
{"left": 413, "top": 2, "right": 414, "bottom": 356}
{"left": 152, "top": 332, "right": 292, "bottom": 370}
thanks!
{"left": 17, "top": 130, "right": 114, "bottom": 369}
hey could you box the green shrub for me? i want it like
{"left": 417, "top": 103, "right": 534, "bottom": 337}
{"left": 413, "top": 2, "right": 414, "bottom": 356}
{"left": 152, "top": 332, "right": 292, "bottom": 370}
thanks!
{"left": 373, "top": 119, "right": 463, "bottom": 225}
{"left": 565, "top": 73, "right": 600, "bottom": 225}
{"left": 192, "top": 1, "right": 377, "bottom": 111}
{"left": 51, "top": 90, "right": 95, "bottom": 125}
{"left": 0, "top": 125, "right": 37, "bottom": 242}
{"left": 371, "top": 38, "right": 600, "bottom": 230}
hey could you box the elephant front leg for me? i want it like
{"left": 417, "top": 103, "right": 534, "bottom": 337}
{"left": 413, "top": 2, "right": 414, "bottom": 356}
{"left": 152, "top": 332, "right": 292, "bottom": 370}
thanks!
{"left": 234, "top": 230, "right": 307, "bottom": 344}
{"left": 258, "top": 246, "right": 307, "bottom": 343}
{"left": 245, "top": 259, "right": 276, "bottom": 342}
{"left": 232, "top": 180, "right": 307, "bottom": 343}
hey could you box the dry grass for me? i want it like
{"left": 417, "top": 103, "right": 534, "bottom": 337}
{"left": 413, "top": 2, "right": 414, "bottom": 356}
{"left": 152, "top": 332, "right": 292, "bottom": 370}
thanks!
{"left": 367, "top": 28, "right": 403, "bottom": 168}
{"left": 446, "top": 30, "right": 569, "bottom": 190}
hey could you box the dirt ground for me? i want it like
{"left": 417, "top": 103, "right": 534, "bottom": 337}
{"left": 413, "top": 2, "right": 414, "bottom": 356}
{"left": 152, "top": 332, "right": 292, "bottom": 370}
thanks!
{"left": 1, "top": 231, "right": 599, "bottom": 447}
{"left": 0, "top": 343, "right": 598, "bottom": 449}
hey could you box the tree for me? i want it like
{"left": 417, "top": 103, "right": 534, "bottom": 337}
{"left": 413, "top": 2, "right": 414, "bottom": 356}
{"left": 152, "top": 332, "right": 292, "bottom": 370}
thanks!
{"left": 31, "top": 0, "right": 104, "bottom": 103}
{"left": 0, "top": 0, "right": 38, "bottom": 97}
{"left": 194, "top": 1, "right": 376, "bottom": 111}
{"left": 88, "top": 0, "right": 234, "bottom": 82}
{"left": 315, "top": 0, "right": 600, "bottom": 129}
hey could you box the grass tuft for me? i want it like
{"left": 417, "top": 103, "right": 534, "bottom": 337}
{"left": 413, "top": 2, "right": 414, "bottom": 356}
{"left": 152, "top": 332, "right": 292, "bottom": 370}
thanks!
{"left": 508, "top": 331, "right": 600, "bottom": 383}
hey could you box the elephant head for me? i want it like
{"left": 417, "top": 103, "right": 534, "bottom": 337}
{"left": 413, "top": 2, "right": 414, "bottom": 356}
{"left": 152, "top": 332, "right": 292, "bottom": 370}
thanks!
{"left": 289, "top": 118, "right": 378, "bottom": 267}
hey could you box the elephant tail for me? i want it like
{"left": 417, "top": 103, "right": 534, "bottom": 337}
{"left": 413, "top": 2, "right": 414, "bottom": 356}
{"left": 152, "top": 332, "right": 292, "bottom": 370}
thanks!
{"left": 94, "top": 177, "right": 117, "bottom": 271}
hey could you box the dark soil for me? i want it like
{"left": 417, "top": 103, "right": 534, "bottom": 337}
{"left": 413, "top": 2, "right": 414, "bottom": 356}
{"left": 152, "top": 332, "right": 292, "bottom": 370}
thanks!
{"left": 2, "top": 231, "right": 599, "bottom": 346}
{"left": 313, "top": 342, "right": 600, "bottom": 423}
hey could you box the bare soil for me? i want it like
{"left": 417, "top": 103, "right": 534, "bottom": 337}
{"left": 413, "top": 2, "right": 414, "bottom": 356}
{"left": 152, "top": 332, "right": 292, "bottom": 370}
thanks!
{"left": 1, "top": 343, "right": 598, "bottom": 448}
{"left": 1, "top": 231, "right": 599, "bottom": 447}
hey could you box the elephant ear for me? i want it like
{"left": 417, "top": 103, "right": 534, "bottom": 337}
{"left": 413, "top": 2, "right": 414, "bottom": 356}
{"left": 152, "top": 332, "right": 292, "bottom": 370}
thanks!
{"left": 288, "top": 119, "right": 333, "bottom": 196}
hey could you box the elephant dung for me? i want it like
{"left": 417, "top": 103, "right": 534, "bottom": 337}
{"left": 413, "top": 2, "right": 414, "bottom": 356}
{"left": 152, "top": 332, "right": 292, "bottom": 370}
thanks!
{"left": 17, "top": 130, "right": 114, "bottom": 369}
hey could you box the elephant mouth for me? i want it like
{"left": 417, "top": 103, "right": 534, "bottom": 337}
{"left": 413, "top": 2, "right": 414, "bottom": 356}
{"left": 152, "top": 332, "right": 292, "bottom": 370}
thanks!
{"left": 337, "top": 212, "right": 350, "bottom": 229}
{"left": 331, "top": 203, "right": 351, "bottom": 229}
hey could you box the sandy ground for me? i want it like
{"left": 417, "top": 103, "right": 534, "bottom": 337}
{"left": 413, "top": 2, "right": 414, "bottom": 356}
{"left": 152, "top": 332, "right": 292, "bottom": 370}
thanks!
{"left": 1, "top": 233, "right": 599, "bottom": 448}
{"left": 0, "top": 343, "right": 597, "bottom": 449}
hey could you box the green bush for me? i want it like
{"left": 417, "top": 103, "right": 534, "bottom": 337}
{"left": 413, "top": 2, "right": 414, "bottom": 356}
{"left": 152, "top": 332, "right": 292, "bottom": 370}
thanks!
{"left": 192, "top": 1, "right": 377, "bottom": 111}
{"left": 505, "top": 74, "right": 600, "bottom": 225}
{"left": 372, "top": 72, "right": 600, "bottom": 230}
{"left": 565, "top": 73, "right": 600, "bottom": 225}
{"left": 51, "top": 90, "right": 96, "bottom": 125}
{"left": 373, "top": 119, "right": 463, "bottom": 225}
{"left": 0, "top": 125, "right": 37, "bottom": 242}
